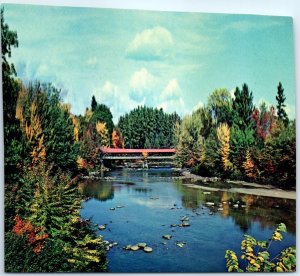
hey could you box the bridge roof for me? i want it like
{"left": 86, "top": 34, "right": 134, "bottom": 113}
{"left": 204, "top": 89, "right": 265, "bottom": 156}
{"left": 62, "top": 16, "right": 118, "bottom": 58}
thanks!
{"left": 100, "top": 147, "right": 176, "bottom": 154}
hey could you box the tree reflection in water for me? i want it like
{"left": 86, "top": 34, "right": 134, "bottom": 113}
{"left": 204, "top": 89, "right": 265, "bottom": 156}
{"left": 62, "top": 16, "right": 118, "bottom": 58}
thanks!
{"left": 173, "top": 180, "right": 295, "bottom": 234}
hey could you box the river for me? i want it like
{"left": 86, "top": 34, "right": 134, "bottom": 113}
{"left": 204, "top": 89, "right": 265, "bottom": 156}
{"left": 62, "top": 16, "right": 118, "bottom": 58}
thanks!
{"left": 79, "top": 168, "right": 296, "bottom": 273}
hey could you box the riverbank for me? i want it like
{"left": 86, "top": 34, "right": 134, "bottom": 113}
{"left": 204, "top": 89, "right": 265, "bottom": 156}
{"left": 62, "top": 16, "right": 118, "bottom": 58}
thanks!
{"left": 180, "top": 171, "right": 296, "bottom": 200}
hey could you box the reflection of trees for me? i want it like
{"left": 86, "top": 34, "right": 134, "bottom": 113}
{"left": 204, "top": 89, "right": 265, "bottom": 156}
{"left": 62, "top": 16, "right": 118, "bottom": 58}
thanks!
{"left": 79, "top": 180, "right": 114, "bottom": 201}
{"left": 173, "top": 181, "right": 296, "bottom": 234}
{"left": 134, "top": 187, "right": 152, "bottom": 195}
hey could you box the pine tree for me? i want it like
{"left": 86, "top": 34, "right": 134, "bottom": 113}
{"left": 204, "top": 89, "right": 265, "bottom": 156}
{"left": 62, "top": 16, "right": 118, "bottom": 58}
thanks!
{"left": 91, "top": 95, "right": 97, "bottom": 112}
{"left": 276, "top": 82, "right": 289, "bottom": 127}
{"left": 232, "top": 84, "right": 254, "bottom": 130}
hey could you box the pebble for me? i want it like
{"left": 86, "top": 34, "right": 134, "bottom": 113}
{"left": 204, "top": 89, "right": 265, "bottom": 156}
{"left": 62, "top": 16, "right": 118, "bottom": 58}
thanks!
{"left": 182, "top": 222, "right": 190, "bottom": 227}
{"left": 116, "top": 205, "right": 124, "bottom": 208}
{"left": 130, "top": 245, "right": 139, "bottom": 251}
{"left": 98, "top": 225, "right": 106, "bottom": 230}
{"left": 162, "top": 235, "right": 172, "bottom": 240}
{"left": 143, "top": 246, "right": 153, "bottom": 253}
{"left": 137, "top": 243, "right": 147, "bottom": 248}
{"left": 176, "top": 242, "right": 186, "bottom": 248}
{"left": 110, "top": 207, "right": 115, "bottom": 211}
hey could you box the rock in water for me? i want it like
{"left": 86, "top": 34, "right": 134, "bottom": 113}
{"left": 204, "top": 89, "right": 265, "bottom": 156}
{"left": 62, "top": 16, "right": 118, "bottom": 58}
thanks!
{"left": 116, "top": 205, "right": 124, "bottom": 208}
{"left": 206, "top": 202, "right": 215, "bottom": 206}
{"left": 110, "top": 207, "right": 115, "bottom": 211}
{"left": 98, "top": 225, "right": 106, "bottom": 230}
{"left": 130, "top": 245, "right": 139, "bottom": 251}
{"left": 124, "top": 244, "right": 132, "bottom": 250}
{"left": 143, "top": 246, "right": 153, "bottom": 253}
{"left": 162, "top": 235, "right": 172, "bottom": 240}
{"left": 182, "top": 222, "right": 190, "bottom": 227}
{"left": 137, "top": 243, "right": 147, "bottom": 248}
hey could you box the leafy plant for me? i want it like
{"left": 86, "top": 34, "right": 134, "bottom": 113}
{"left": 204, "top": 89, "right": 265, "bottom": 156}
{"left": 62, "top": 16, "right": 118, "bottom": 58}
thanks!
{"left": 225, "top": 223, "right": 296, "bottom": 272}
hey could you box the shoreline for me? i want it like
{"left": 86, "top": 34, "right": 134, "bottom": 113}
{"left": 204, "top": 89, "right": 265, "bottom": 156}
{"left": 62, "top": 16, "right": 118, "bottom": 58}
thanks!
{"left": 180, "top": 171, "right": 296, "bottom": 200}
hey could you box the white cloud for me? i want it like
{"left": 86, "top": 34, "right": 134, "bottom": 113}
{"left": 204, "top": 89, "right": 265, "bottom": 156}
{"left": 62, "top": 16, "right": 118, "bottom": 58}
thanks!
{"left": 126, "top": 26, "right": 173, "bottom": 60}
{"left": 158, "top": 97, "right": 186, "bottom": 115}
{"left": 285, "top": 103, "right": 295, "bottom": 119}
{"left": 192, "top": 100, "right": 204, "bottom": 112}
{"left": 160, "top": 79, "right": 181, "bottom": 101}
{"left": 158, "top": 79, "right": 187, "bottom": 115}
{"left": 129, "top": 68, "right": 156, "bottom": 102}
{"left": 93, "top": 81, "right": 138, "bottom": 124}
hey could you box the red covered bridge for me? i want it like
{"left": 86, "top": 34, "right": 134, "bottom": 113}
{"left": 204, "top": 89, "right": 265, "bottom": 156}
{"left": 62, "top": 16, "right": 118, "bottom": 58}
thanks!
{"left": 99, "top": 147, "right": 176, "bottom": 160}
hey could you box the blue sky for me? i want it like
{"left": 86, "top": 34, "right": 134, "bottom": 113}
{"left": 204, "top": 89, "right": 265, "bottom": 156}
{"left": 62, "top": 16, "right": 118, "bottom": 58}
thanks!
{"left": 3, "top": 4, "right": 295, "bottom": 123}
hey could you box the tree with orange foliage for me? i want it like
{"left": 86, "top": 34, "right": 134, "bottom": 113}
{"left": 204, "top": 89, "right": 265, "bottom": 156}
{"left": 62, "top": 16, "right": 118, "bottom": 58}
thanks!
{"left": 112, "top": 128, "right": 124, "bottom": 148}
{"left": 243, "top": 149, "right": 257, "bottom": 180}
{"left": 13, "top": 215, "right": 48, "bottom": 253}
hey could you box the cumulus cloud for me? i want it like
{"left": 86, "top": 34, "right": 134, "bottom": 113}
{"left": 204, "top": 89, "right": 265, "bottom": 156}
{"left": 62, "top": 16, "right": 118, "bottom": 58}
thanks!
{"left": 129, "top": 68, "right": 156, "bottom": 103}
{"left": 126, "top": 26, "right": 174, "bottom": 60}
{"left": 93, "top": 81, "right": 138, "bottom": 124}
{"left": 158, "top": 79, "right": 187, "bottom": 115}
{"left": 284, "top": 103, "right": 295, "bottom": 119}
{"left": 192, "top": 100, "right": 204, "bottom": 112}
{"left": 160, "top": 79, "right": 181, "bottom": 101}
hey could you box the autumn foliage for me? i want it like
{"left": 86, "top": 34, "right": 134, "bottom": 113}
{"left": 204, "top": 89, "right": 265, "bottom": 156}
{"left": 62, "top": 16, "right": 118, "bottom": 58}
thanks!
{"left": 217, "top": 123, "right": 231, "bottom": 171}
{"left": 13, "top": 215, "right": 48, "bottom": 253}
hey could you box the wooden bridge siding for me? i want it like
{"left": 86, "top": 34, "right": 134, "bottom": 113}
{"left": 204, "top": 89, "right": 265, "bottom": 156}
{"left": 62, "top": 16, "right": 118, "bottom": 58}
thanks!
{"left": 102, "top": 155, "right": 175, "bottom": 160}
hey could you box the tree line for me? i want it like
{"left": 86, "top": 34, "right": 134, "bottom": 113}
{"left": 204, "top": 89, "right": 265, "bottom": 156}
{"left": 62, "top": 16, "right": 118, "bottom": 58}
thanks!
{"left": 175, "top": 84, "right": 295, "bottom": 189}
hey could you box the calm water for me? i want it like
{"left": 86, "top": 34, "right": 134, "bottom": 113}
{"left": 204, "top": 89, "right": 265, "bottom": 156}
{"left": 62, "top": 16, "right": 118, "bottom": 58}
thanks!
{"left": 79, "top": 169, "right": 296, "bottom": 273}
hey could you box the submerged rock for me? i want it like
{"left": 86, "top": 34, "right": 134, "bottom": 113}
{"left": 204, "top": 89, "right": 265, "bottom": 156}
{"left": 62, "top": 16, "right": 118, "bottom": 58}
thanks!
{"left": 110, "top": 207, "right": 116, "bottom": 211}
{"left": 176, "top": 242, "right": 186, "bottom": 248}
{"left": 124, "top": 244, "right": 132, "bottom": 250}
{"left": 171, "top": 224, "right": 177, "bottom": 227}
{"left": 116, "top": 205, "right": 124, "bottom": 208}
{"left": 182, "top": 222, "right": 190, "bottom": 227}
{"left": 143, "top": 246, "right": 153, "bottom": 253}
{"left": 98, "top": 225, "right": 106, "bottom": 230}
{"left": 162, "top": 234, "right": 172, "bottom": 240}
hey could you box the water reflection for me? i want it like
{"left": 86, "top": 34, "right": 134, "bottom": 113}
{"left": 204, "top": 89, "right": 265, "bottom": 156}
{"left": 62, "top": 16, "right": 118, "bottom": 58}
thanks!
{"left": 173, "top": 180, "right": 296, "bottom": 234}
{"left": 79, "top": 180, "right": 115, "bottom": 201}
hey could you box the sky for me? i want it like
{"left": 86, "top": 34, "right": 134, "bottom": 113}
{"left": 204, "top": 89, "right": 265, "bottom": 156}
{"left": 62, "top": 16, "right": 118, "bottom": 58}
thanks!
{"left": 3, "top": 4, "right": 295, "bottom": 123}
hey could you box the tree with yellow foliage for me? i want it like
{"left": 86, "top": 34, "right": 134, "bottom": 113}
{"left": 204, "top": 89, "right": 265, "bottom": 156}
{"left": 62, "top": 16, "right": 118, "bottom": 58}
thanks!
{"left": 96, "top": 121, "right": 110, "bottom": 147}
{"left": 24, "top": 102, "right": 46, "bottom": 164}
{"left": 216, "top": 123, "right": 231, "bottom": 171}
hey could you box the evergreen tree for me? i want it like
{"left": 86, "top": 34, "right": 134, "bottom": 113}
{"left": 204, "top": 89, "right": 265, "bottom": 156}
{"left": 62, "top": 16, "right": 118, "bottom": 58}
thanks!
{"left": 276, "top": 82, "right": 289, "bottom": 127}
{"left": 91, "top": 95, "right": 97, "bottom": 112}
{"left": 232, "top": 83, "right": 254, "bottom": 130}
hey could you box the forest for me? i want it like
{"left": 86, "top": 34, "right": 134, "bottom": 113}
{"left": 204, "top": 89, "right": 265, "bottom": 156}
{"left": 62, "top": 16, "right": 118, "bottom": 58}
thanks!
{"left": 2, "top": 8, "right": 295, "bottom": 272}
